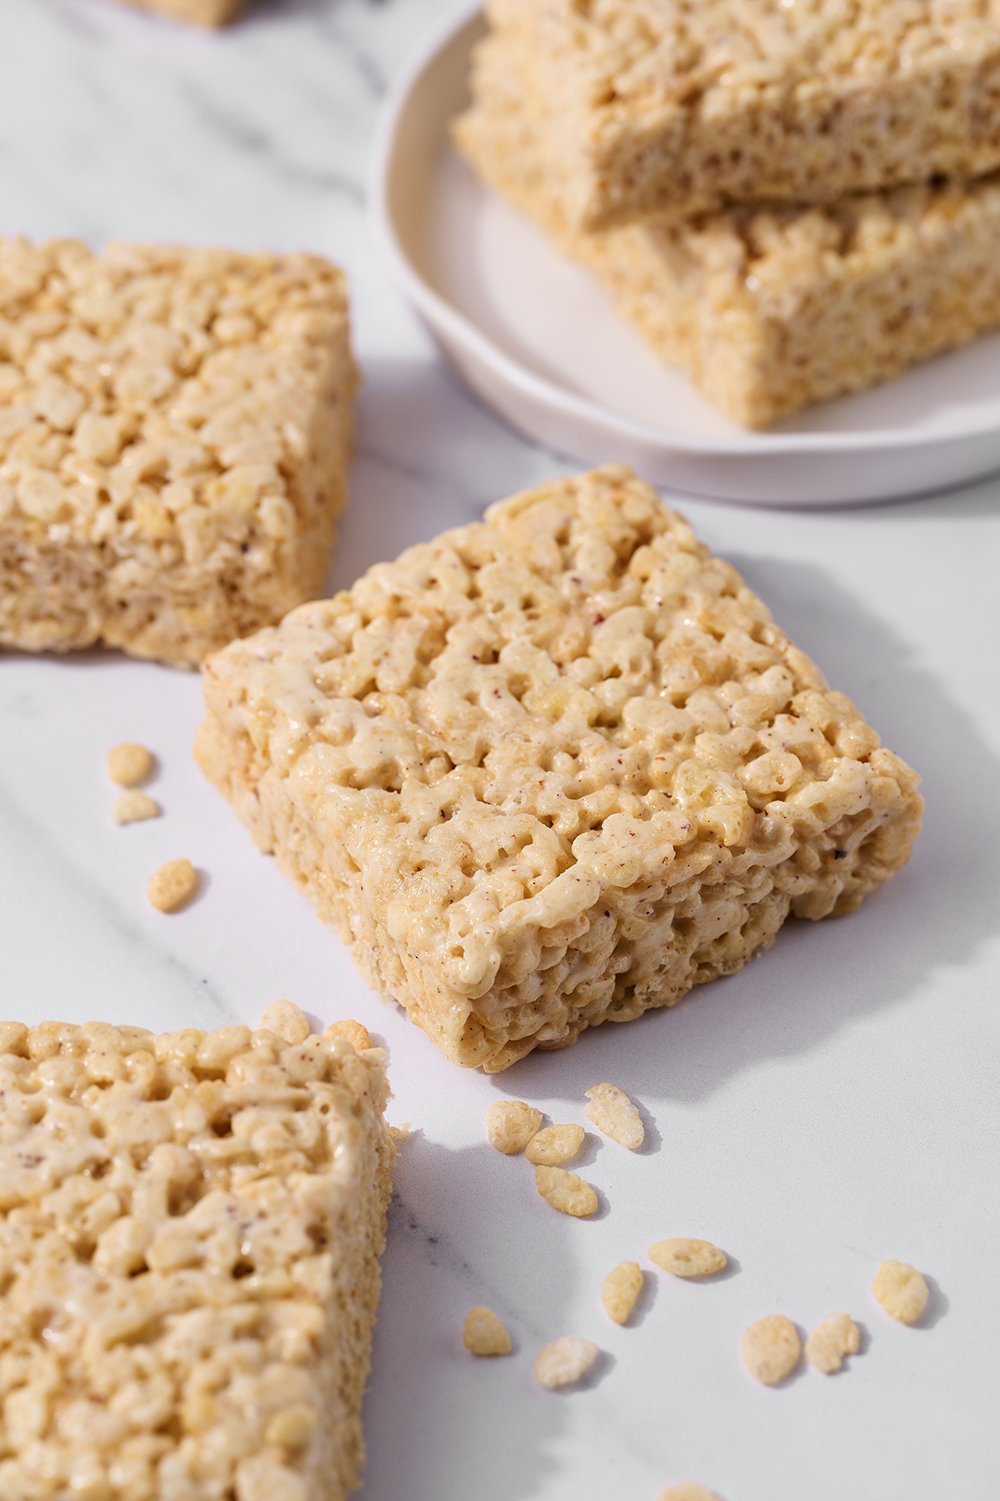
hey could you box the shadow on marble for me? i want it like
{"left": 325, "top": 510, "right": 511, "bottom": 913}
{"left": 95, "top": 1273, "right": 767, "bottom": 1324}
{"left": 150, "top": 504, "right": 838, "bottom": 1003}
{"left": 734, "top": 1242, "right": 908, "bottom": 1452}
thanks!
{"left": 493, "top": 555, "right": 1000, "bottom": 1107}
{"left": 358, "top": 1134, "right": 577, "bottom": 1501}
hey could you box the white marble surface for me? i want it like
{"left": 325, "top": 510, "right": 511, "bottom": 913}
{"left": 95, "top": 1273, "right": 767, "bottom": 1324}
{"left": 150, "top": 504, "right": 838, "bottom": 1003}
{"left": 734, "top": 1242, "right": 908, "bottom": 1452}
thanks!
{"left": 1, "top": 3, "right": 999, "bottom": 1499}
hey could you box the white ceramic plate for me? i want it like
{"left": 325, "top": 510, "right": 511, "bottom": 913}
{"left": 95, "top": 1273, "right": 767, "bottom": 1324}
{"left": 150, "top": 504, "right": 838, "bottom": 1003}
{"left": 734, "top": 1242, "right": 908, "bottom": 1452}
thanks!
{"left": 372, "top": 6, "right": 1000, "bottom": 507}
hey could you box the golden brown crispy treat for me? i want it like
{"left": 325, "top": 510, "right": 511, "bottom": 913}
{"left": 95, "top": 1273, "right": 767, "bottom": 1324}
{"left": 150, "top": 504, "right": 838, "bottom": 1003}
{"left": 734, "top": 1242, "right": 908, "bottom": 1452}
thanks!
{"left": 0, "top": 239, "right": 355, "bottom": 666}
{"left": 0, "top": 1007, "right": 394, "bottom": 1501}
{"left": 115, "top": 0, "right": 243, "bottom": 26}
{"left": 455, "top": 41, "right": 1000, "bottom": 427}
{"left": 197, "top": 466, "right": 922, "bottom": 1071}
{"left": 481, "top": 0, "right": 1000, "bottom": 228}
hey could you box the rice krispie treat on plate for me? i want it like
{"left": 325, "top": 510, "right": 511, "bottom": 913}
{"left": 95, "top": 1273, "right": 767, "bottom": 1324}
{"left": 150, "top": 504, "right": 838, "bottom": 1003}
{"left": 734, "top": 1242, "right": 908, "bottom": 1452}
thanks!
{"left": 455, "top": 44, "right": 1000, "bottom": 427}
{"left": 480, "top": 0, "right": 1000, "bottom": 228}
{"left": 0, "top": 1005, "right": 394, "bottom": 1501}
{"left": 0, "top": 239, "right": 355, "bottom": 667}
{"left": 197, "top": 466, "right": 922, "bottom": 1071}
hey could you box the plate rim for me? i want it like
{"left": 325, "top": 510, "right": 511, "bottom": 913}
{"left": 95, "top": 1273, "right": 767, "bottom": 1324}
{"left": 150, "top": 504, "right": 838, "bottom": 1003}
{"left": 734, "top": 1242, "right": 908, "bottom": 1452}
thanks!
{"left": 371, "top": 3, "right": 1000, "bottom": 462}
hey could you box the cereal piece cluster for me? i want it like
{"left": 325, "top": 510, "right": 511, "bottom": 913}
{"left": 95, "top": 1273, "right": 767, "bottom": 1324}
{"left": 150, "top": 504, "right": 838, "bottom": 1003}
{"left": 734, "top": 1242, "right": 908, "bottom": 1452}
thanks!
{"left": 0, "top": 1009, "right": 394, "bottom": 1501}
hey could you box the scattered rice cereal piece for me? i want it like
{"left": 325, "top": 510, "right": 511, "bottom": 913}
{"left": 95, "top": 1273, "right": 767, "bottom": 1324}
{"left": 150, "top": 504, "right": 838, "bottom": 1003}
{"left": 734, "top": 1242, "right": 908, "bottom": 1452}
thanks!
{"left": 120, "top": 0, "right": 244, "bottom": 25}
{"left": 649, "top": 1237, "right": 728, "bottom": 1279}
{"left": 741, "top": 1315, "right": 802, "bottom": 1386}
{"left": 111, "top": 790, "right": 161, "bottom": 825}
{"left": 524, "top": 1123, "right": 586, "bottom": 1166}
{"left": 0, "top": 1014, "right": 395, "bottom": 1501}
{"left": 534, "top": 1165, "right": 599, "bottom": 1218}
{"left": 658, "top": 1486, "right": 723, "bottom": 1501}
{"left": 487, "top": 1099, "right": 544, "bottom": 1155}
{"left": 147, "top": 857, "right": 198, "bottom": 913}
{"left": 872, "top": 1260, "right": 930, "bottom": 1325}
{"left": 463, "top": 1306, "right": 513, "bottom": 1357}
{"left": 600, "top": 1261, "right": 644, "bottom": 1325}
{"left": 534, "top": 1336, "right": 599, "bottom": 1390}
{"left": 584, "top": 1083, "right": 644, "bottom": 1149}
{"left": 805, "top": 1312, "right": 862, "bottom": 1374}
{"left": 259, "top": 1000, "right": 312, "bottom": 1046}
{"left": 107, "top": 741, "right": 155, "bottom": 787}
{"left": 324, "top": 1019, "right": 373, "bottom": 1053}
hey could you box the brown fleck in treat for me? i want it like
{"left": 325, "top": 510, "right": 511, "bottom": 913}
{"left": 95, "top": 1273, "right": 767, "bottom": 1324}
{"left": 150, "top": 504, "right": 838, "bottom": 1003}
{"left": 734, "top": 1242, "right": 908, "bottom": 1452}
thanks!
{"left": 487, "top": 1099, "right": 544, "bottom": 1155}
{"left": 197, "top": 466, "right": 923, "bottom": 1070}
{"left": 463, "top": 1306, "right": 513, "bottom": 1357}
{"left": 659, "top": 1485, "right": 724, "bottom": 1501}
{"left": 107, "top": 741, "right": 155, "bottom": 787}
{"left": 533, "top": 1336, "right": 599, "bottom": 1390}
{"left": 464, "top": 1, "right": 1000, "bottom": 229}
{"left": 111, "top": 790, "right": 161, "bottom": 825}
{"left": 455, "top": 43, "right": 1000, "bottom": 427}
{"left": 259, "top": 999, "right": 313, "bottom": 1046}
{"left": 147, "top": 856, "right": 198, "bottom": 912}
{"left": 600, "top": 1261, "right": 644, "bottom": 1326}
{"left": 0, "top": 1007, "right": 395, "bottom": 1501}
{"left": 113, "top": 0, "right": 243, "bottom": 25}
{"left": 872, "top": 1260, "right": 931, "bottom": 1325}
{"left": 0, "top": 238, "right": 355, "bottom": 667}
{"left": 584, "top": 1082, "right": 644, "bottom": 1149}
{"left": 741, "top": 1315, "right": 802, "bottom": 1386}
{"left": 805, "top": 1312, "right": 862, "bottom": 1373}
{"left": 649, "top": 1238, "right": 728, "bottom": 1279}
{"left": 534, "top": 1164, "right": 598, "bottom": 1218}
{"left": 524, "top": 1123, "right": 585, "bottom": 1166}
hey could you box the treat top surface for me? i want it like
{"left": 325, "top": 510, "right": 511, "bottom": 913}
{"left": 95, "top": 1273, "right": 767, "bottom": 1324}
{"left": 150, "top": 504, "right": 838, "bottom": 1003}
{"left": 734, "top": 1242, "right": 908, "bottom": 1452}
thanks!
{"left": 0, "top": 238, "right": 347, "bottom": 550}
{"left": 0, "top": 1010, "right": 387, "bottom": 1498}
{"left": 206, "top": 466, "right": 905, "bottom": 999}
{"left": 508, "top": 0, "right": 1000, "bottom": 110}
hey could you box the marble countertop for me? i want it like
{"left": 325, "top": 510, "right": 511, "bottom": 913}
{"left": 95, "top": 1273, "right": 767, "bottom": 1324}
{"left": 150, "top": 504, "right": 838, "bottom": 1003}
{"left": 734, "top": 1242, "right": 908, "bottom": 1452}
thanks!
{"left": 1, "top": 3, "right": 999, "bottom": 1499}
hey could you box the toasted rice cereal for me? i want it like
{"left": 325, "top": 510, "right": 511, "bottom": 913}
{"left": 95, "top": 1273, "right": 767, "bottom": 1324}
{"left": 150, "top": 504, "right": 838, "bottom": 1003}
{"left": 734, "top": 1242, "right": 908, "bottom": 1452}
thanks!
{"left": 600, "top": 1261, "right": 644, "bottom": 1325}
{"left": 259, "top": 999, "right": 313, "bottom": 1046}
{"left": 533, "top": 1336, "right": 599, "bottom": 1390}
{"left": 116, "top": 0, "right": 243, "bottom": 24}
{"left": 741, "top": 1315, "right": 802, "bottom": 1386}
{"left": 584, "top": 1083, "right": 644, "bottom": 1149}
{"left": 107, "top": 742, "right": 155, "bottom": 787}
{"left": 649, "top": 1238, "right": 728, "bottom": 1279}
{"left": 524, "top": 1123, "right": 585, "bottom": 1166}
{"left": 658, "top": 1486, "right": 723, "bottom": 1501}
{"left": 463, "top": 1306, "right": 513, "bottom": 1357}
{"left": 872, "top": 1260, "right": 930, "bottom": 1325}
{"left": 805, "top": 1312, "right": 861, "bottom": 1373}
{"left": 534, "top": 1165, "right": 599, "bottom": 1218}
{"left": 111, "top": 790, "right": 161, "bottom": 825}
{"left": 146, "top": 856, "right": 198, "bottom": 913}
{"left": 487, "top": 1099, "right": 545, "bottom": 1155}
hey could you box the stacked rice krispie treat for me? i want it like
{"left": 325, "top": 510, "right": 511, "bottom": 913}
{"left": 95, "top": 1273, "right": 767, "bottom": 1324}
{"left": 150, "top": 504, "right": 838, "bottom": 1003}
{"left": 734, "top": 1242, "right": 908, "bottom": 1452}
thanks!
{"left": 455, "top": 0, "right": 1000, "bottom": 426}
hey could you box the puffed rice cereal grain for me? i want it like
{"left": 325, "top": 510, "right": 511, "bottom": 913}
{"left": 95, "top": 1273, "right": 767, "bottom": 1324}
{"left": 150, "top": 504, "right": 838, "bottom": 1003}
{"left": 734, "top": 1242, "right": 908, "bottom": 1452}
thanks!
{"left": 534, "top": 1165, "right": 599, "bottom": 1219}
{"left": 111, "top": 790, "right": 161, "bottom": 825}
{"left": 649, "top": 1238, "right": 728, "bottom": 1279}
{"left": 487, "top": 1099, "right": 545, "bottom": 1155}
{"left": 107, "top": 741, "right": 155, "bottom": 787}
{"left": 533, "top": 1336, "right": 599, "bottom": 1390}
{"left": 872, "top": 1260, "right": 930, "bottom": 1325}
{"left": 146, "top": 856, "right": 198, "bottom": 913}
{"left": 326, "top": 1019, "right": 374, "bottom": 1053}
{"left": 0, "top": 238, "right": 355, "bottom": 667}
{"left": 658, "top": 1486, "right": 723, "bottom": 1501}
{"left": 259, "top": 999, "right": 313, "bottom": 1046}
{"left": 584, "top": 1082, "right": 644, "bottom": 1149}
{"left": 805, "top": 1312, "right": 862, "bottom": 1374}
{"left": 117, "top": 0, "right": 243, "bottom": 24}
{"left": 600, "top": 1261, "right": 644, "bottom": 1325}
{"left": 0, "top": 1005, "right": 395, "bottom": 1501}
{"left": 463, "top": 1306, "right": 513, "bottom": 1357}
{"left": 197, "top": 466, "right": 923, "bottom": 1070}
{"left": 524, "top": 1123, "right": 586, "bottom": 1166}
{"left": 741, "top": 1315, "right": 802, "bottom": 1386}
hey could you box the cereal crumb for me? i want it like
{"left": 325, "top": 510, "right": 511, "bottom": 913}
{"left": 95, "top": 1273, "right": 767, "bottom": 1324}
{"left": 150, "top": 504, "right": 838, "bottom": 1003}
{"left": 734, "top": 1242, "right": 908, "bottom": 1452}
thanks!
{"left": 463, "top": 1306, "right": 513, "bottom": 1357}
{"left": 525, "top": 1123, "right": 586, "bottom": 1166}
{"left": 487, "top": 1099, "right": 544, "bottom": 1154}
{"left": 741, "top": 1315, "right": 802, "bottom": 1386}
{"left": 534, "top": 1336, "right": 598, "bottom": 1389}
{"left": 534, "top": 1165, "right": 599, "bottom": 1218}
{"left": 107, "top": 742, "right": 155, "bottom": 787}
{"left": 805, "top": 1313, "right": 861, "bottom": 1373}
{"left": 147, "top": 857, "right": 198, "bottom": 913}
{"left": 324, "top": 1019, "right": 373, "bottom": 1052}
{"left": 264, "top": 1403, "right": 317, "bottom": 1451}
{"left": 601, "top": 1261, "right": 644, "bottom": 1325}
{"left": 259, "top": 1000, "right": 312, "bottom": 1045}
{"left": 584, "top": 1082, "right": 644, "bottom": 1149}
{"left": 111, "top": 790, "right": 161, "bottom": 825}
{"left": 658, "top": 1485, "right": 723, "bottom": 1501}
{"left": 649, "top": 1237, "right": 728, "bottom": 1279}
{"left": 872, "top": 1260, "right": 930, "bottom": 1325}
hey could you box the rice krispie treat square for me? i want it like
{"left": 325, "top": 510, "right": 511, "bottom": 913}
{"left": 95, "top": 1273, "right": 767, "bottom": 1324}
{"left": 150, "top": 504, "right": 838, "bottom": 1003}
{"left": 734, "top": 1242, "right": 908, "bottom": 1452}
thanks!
{"left": 0, "top": 1006, "right": 394, "bottom": 1501}
{"left": 455, "top": 52, "right": 1000, "bottom": 426}
{"left": 197, "top": 467, "right": 923, "bottom": 1072}
{"left": 479, "top": 0, "right": 1000, "bottom": 228}
{"left": 0, "top": 239, "right": 355, "bottom": 667}
{"left": 115, "top": 0, "right": 243, "bottom": 25}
